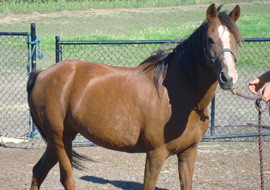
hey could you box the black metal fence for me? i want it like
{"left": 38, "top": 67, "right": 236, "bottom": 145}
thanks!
{"left": 0, "top": 24, "right": 43, "bottom": 148}
{"left": 0, "top": 32, "right": 29, "bottom": 143}
{"left": 56, "top": 36, "right": 270, "bottom": 141}
{"left": 1, "top": 31, "right": 269, "bottom": 148}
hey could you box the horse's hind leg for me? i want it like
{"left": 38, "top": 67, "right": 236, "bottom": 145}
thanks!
{"left": 43, "top": 120, "right": 78, "bottom": 190}
{"left": 30, "top": 144, "right": 58, "bottom": 190}
{"left": 177, "top": 144, "right": 198, "bottom": 190}
{"left": 32, "top": 118, "right": 77, "bottom": 190}
{"left": 56, "top": 133, "right": 77, "bottom": 190}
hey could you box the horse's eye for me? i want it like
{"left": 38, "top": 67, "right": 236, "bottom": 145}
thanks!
{"left": 208, "top": 37, "right": 215, "bottom": 45}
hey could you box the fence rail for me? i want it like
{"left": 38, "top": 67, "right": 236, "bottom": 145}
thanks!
{"left": 56, "top": 36, "right": 270, "bottom": 141}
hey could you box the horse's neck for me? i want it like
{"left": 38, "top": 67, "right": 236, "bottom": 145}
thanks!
{"left": 195, "top": 73, "right": 218, "bottom": 110}
{"left": 166, "top": 52, "right": 218, "bottom": 111}
{"left": 189, "top": 60, "right": 218, "bottom": 110}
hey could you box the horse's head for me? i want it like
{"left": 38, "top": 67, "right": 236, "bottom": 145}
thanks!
{"left": 204, "top": 4, "right": 242, "bottom": 90}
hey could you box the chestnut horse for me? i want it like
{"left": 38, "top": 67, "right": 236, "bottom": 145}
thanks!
{"left": 27, "top": 4, "right": 242, "bottom": 190}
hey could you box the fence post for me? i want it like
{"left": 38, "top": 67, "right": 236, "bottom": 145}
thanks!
{"left": 56, "top": 36, "right": 60, "bottom": 63}
{"left": 30, "top": 23, "right": 37, "bottom": 137}
{"left": 30, "top": 23, "right": 36, "bottom": 71}
{"left": 210, "top": 95, "right": 216, "bottom": 136}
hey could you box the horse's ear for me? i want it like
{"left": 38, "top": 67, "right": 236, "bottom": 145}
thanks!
{"left": 206, "top": 4, "right": 218, "bottom": 22}
{"left": 229, "top": 5, "right": 240, "bottom": 22}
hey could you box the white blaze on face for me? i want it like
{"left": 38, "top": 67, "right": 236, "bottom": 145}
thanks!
{"left": 218, "top": 25, "right": 238, "bottom": 83}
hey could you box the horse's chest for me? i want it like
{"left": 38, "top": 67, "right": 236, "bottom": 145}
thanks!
{"left": 183, "top": 110, "right": 210, "bottom": 142}
{"left": 165, "top": 111, "right": 209, "bottom": 154}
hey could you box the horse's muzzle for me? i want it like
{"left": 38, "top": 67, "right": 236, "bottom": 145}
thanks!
{"left": 219, "top": 72, "right": 235, "bottom": 90}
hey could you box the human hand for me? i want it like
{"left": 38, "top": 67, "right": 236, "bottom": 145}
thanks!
{"left": 259, "top": 83, "right": 270, "bottom": 102}
{"left": 248, "top": 78, "right": 265, "bottom": 95}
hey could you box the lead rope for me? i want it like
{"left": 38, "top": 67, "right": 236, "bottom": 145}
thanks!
{"left": 27, "top": 33, "right": 43, "bottom": 74}
{"left": 255, "top": 100, "right": 270, "bottom": 190}
{"left": 231, "top": 88, "right": 269, "bottom": 190}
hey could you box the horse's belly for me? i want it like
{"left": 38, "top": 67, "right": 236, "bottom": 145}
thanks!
{"left": 73, "top": 117, "right": 145, "bottom": 152}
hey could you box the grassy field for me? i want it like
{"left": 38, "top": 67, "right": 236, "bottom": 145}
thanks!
{"left": 1, "top": 0, "right": 269, "bottom": 13}
{"left": 0, "top": 2, "right": 270, "bottom": 67}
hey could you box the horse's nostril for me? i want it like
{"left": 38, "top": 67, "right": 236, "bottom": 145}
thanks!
{"left": 220, "top": 72, "right": 227, "bottom": 83}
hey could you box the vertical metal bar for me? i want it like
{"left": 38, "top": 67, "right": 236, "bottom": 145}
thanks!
{"left": 27, "top": 33, "right": 30, "bottom": 67}
{"left": 210, "top": 95, "right": 216, "bottom": 136}
{"left": 30, "top": 23, "right": 36, "bottom": 71}
{"left": 27, "top": 31, "right": 31, "bottom": 134}
{"left": 55, "top": 36, "right": 60, "bottom": 63}
{"left": 30, "top": 23, "right": 37, "bottom": 135}
{"left": 60, "top": 46, "right": 63, "bottom": 62}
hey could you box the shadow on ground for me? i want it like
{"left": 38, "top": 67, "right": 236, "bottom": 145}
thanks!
{"left": 80, "top": 175, "right": 168, "bottom": 190}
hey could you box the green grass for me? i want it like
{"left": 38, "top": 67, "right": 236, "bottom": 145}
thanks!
{"left": 0, "top": 0, "right": 183, "bottom": 13}
{"left": 0, "top": 2, "right": 270, "bottom": 68}
{"left": 2, "top": 0, "right": 268, "bottom": 13}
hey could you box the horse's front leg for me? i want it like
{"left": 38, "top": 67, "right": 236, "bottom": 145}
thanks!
{"left": 143, "top": 149, "right": 167, "bottom": 190}
{"left": 177, "top": 144, "right": 198, "bottom": 190}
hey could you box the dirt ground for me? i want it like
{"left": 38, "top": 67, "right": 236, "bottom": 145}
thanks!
{"left": 1, "top": 141, "right": 270, "bottom": 190}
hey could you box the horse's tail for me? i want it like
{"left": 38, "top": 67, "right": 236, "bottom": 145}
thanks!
{"left": 72, "top": 150, "right": 96, "bottom": 170}
{"left": 27, "top": 70, "right": 42, "bottom": 95}
{"left": 27, "top": 70, "right": 48, "bottom": 142}
{"left": 27, "top": 70, "right": 94, "bottom": 170}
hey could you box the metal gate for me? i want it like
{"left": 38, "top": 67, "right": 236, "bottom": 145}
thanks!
{"left": 0, "top": 23, "right": 43, "bottom": 148}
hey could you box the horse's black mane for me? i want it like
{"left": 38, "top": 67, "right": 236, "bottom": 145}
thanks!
{"left": 140, "top": 5, "right": 242, "bottom": 89}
